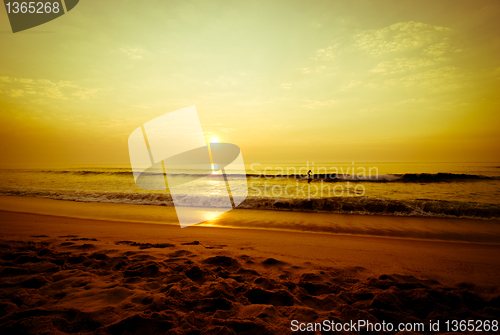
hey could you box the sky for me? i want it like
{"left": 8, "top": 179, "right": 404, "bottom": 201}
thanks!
{"left": 0, "top": 0, "right": 499, "bottom": 167}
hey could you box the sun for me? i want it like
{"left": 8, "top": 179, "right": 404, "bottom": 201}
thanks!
{"left": 209, "top": 136, "right": 220, "bottom": 143}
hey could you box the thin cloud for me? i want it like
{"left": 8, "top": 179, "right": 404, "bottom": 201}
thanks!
{"left": 119, "top": 47, "right": 146, "bottom": 60}
{"left": 355, "top": 21, "right": 451, "bottom": 55}
{"left": 0, "top": 76, "right": 102, "bottom": 100}
{"left": 370, "top": 57, "right": 436, "bottom": 74}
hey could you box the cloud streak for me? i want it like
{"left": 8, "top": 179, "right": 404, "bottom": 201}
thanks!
{"left": 354, "top": 21, "right": 451, "bottom": 55}
{"left": 0, "top": 76, "right": 102, "bottom": 101}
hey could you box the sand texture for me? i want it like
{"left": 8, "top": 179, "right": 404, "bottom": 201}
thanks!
{"left": 0, "top": 210, "right": 499, "bottom": 334}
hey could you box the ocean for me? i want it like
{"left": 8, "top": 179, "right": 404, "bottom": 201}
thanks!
{"left": 1, "top": 162, "right": 499, "bottom": 220}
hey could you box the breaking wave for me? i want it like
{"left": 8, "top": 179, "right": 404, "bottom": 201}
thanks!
{"left": 253, "top": 172, "right": 496, "bottom": 183}
{"left": 1, "top": 189, "right": 499, "bottom": 220}
{"left": 15, "top": 169, "right": 498, "bottom": 183}
{"left": 237, "top": 196, "right": 500, "bottom": 219}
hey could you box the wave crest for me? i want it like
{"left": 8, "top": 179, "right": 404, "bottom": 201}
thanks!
{"left": 1, "top": 189, "right": 498, "bottom": 220}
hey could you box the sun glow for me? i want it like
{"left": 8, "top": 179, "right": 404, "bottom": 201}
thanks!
{"left": 209, "top": 136, "right": 220, "bottom": 144}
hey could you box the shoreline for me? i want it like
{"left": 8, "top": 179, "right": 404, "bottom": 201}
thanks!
{"left": 1, "top": 195, "right": 499, "bottom": 244}
{"left": 0, "top": 209, "right": 499, "bottom": 287}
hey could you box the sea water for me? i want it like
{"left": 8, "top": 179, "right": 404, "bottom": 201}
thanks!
{"left": 0, "top": 162, "right": 499, "bottom": 219}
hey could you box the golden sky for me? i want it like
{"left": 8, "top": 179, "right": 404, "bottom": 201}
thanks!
{"left": 0, "top": 0, "right": 499, "bottom": 167}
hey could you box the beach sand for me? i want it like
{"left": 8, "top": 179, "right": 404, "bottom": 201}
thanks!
{"left": 0, "top": 198, "right": 499, "bottom": 334}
